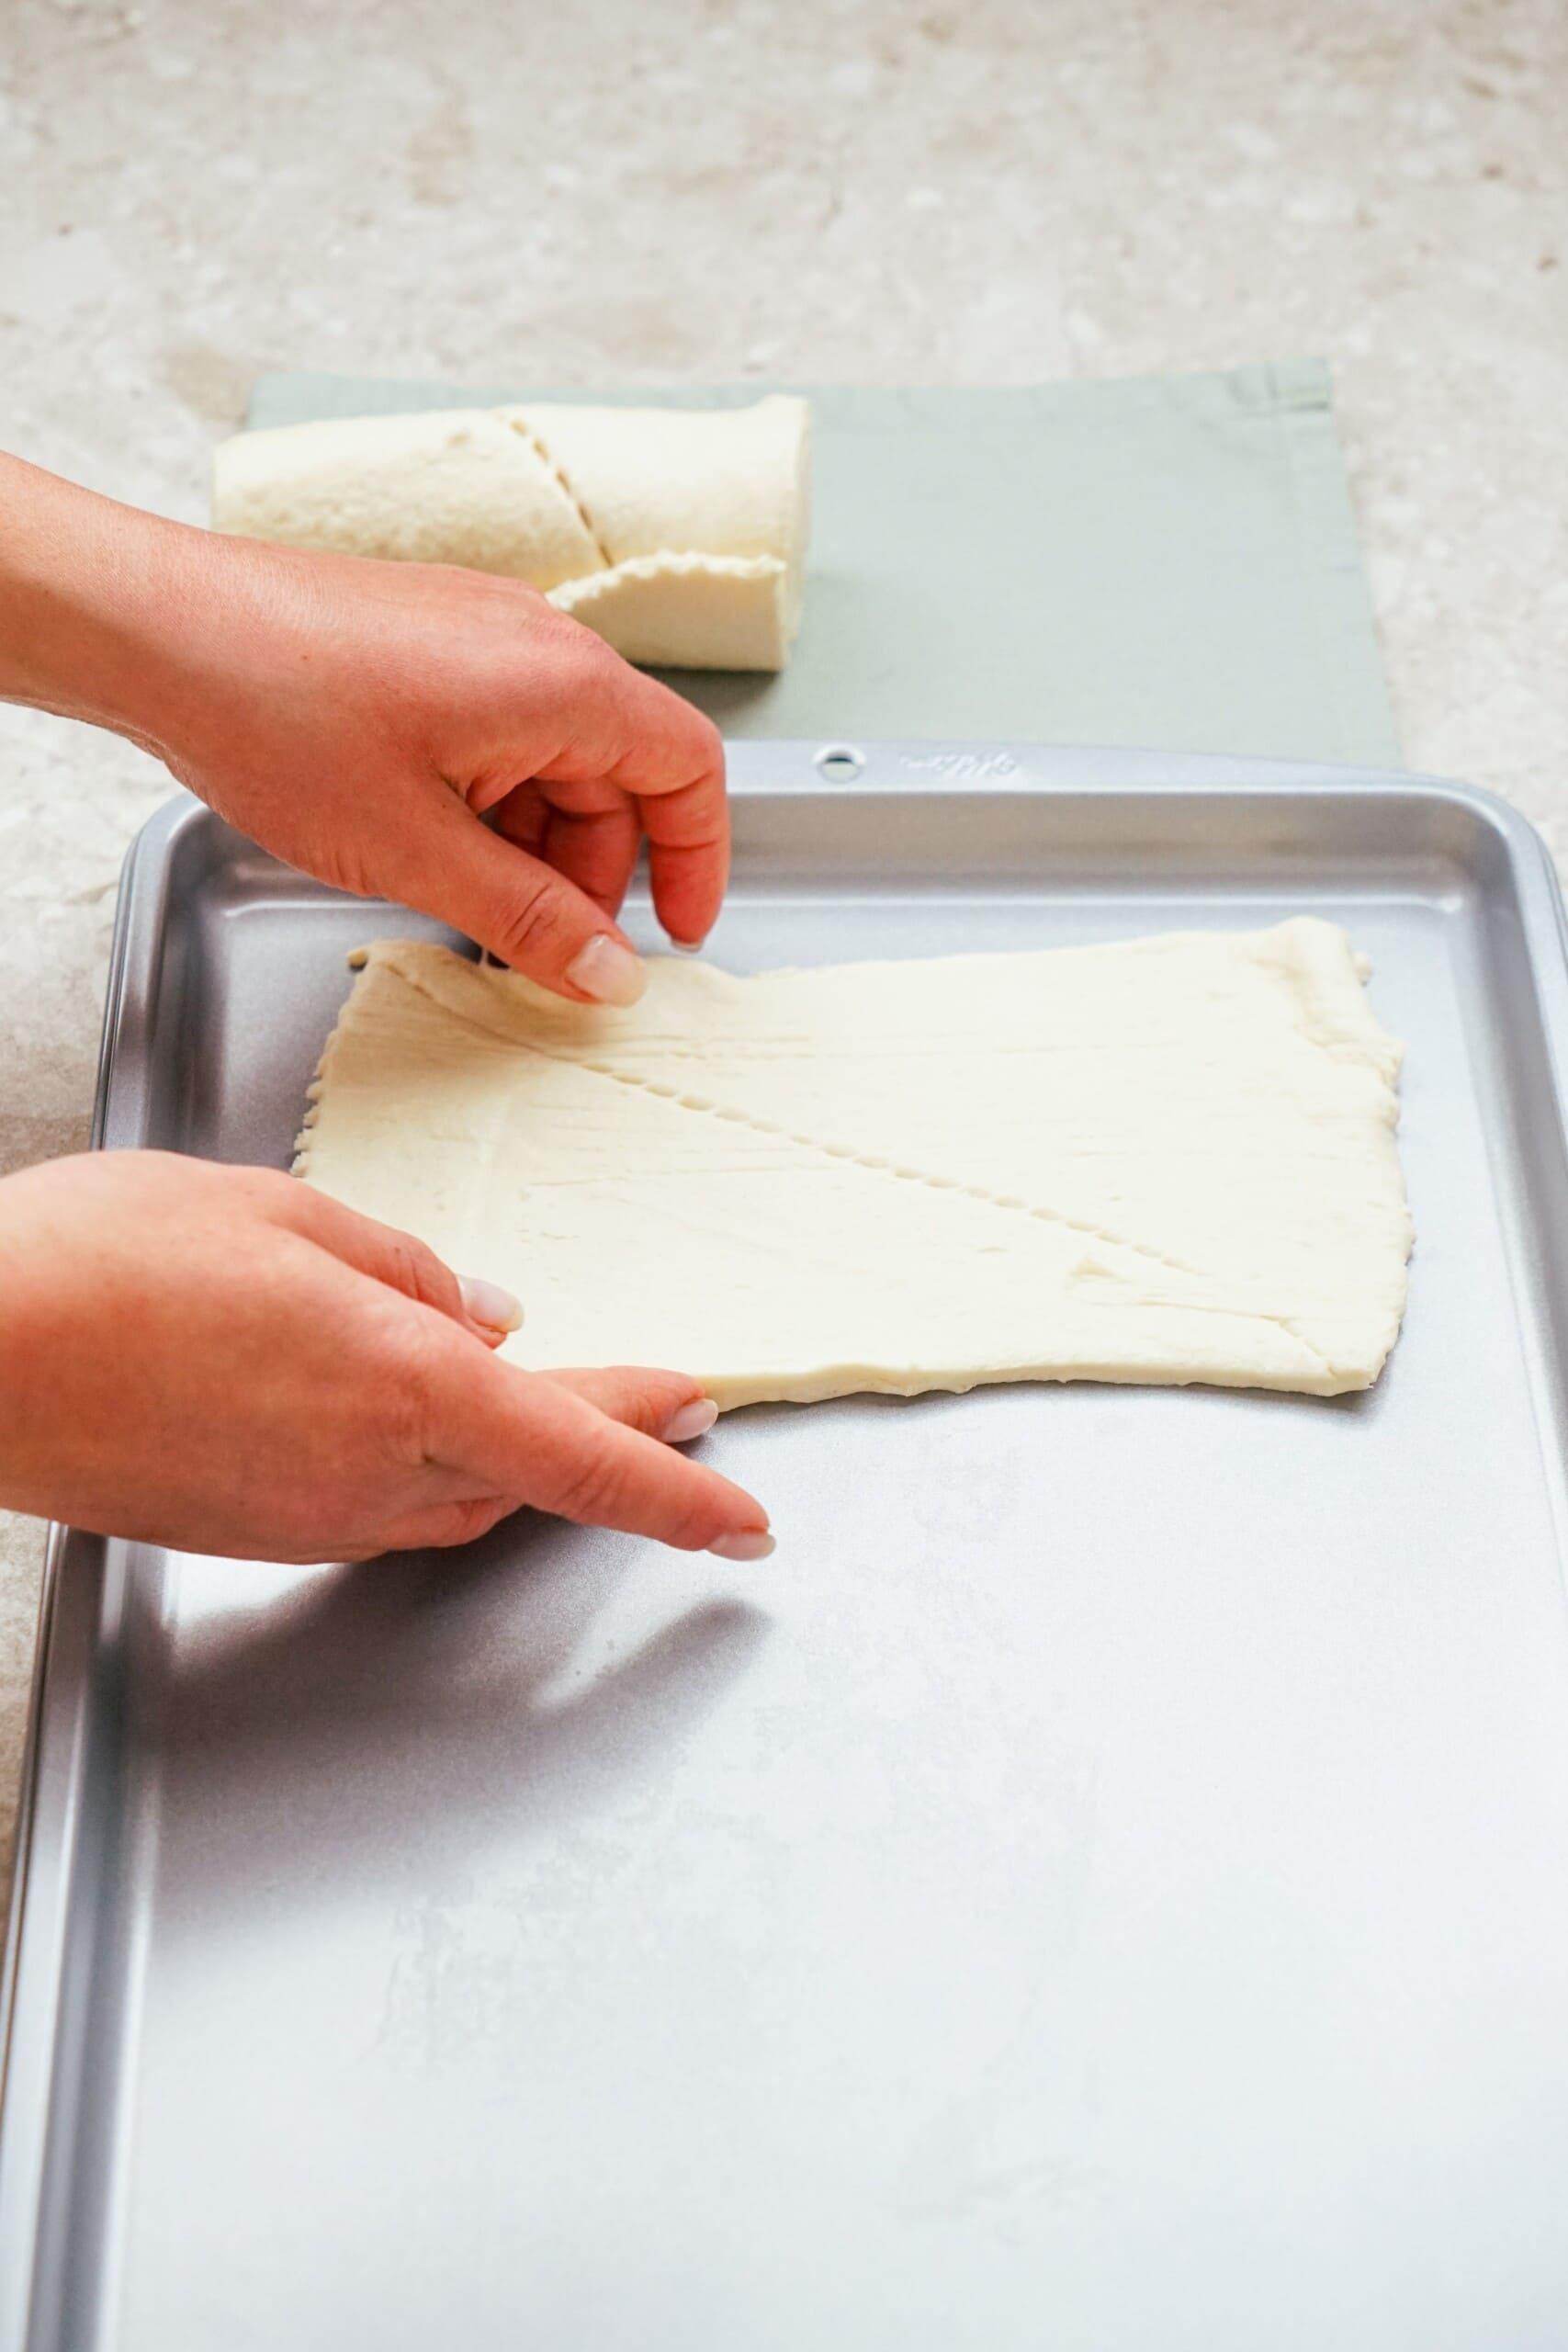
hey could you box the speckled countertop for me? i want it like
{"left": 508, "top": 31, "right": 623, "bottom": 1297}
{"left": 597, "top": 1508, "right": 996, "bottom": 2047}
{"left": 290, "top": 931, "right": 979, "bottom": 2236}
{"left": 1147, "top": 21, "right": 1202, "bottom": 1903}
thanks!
{"left": 1, "top": 0, "right": 1565, "bottom": 1898}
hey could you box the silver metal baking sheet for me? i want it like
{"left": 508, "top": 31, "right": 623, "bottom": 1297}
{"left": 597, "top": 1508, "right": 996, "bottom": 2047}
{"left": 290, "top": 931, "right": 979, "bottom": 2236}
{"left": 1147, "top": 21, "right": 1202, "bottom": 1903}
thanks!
{"left": 5, "top": 742, "right": 1568, "bottom": 2352}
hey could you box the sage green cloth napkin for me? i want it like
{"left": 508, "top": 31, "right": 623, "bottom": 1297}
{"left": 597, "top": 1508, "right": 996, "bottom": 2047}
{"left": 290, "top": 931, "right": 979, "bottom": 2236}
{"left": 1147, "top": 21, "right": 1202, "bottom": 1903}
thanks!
{"left": 246, "top": 359, "right": 1395, "bottom": 765}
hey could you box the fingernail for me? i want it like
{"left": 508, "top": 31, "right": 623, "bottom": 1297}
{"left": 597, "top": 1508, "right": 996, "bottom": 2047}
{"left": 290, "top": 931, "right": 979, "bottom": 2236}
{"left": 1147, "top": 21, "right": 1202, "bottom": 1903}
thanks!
{"left": 671, "top": 935, "right": 706, "bottom": 956}
{"left": 459, "top": 1275, "right": 523, "bottom": 1333}
{"left": 708, "top": 1529, "right": 776, "bottom": 1562}
{"left": 662, "top": 1397, "right": 718, "bottom": 1444}
{"left": 566, "top": 934, "right": 646, "bottom": 1006}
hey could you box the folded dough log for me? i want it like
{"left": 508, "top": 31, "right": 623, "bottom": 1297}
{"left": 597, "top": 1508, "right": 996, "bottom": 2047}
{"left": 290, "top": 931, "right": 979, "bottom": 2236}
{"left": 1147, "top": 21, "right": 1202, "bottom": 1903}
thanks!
{"left": 212, "top": 396, "right": 810, "bottom": 671}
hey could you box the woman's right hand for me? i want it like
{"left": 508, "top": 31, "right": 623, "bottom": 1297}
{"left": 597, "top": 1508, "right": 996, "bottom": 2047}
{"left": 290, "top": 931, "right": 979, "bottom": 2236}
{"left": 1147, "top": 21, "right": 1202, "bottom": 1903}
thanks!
{"left": 0, "top": 1152, "right": 772, "bottom": 1566}
{"left": 0, "top": 451, "right": 730, "bottom": 1004}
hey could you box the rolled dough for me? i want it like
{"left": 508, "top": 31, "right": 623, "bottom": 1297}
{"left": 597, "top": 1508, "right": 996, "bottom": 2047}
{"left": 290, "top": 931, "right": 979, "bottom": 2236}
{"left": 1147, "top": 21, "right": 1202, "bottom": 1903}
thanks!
{"left": 295, "top": 923, "right": 1411, "bottom": 1408}
{"left": 212, "top": 397, "right": 810, "bottom": 672}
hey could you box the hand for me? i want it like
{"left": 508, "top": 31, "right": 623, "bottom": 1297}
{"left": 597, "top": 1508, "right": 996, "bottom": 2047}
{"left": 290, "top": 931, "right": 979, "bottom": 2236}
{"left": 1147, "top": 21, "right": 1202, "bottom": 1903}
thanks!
{"left": 0, "top": 1153, "right": 773, "bottom": 1565}
{"left": 0, "top": 454, "right": 728, "bottom": 1003}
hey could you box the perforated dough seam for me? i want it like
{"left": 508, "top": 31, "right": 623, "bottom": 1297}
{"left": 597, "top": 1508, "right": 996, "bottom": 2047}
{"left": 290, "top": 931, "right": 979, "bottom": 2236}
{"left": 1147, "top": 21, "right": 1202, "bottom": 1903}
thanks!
{"left": 312, "top": 953, "right": 1342, "bottom": 1377}
{"left": 503, "top": 417, "right": 612, "bottom": 571}
{"left": 555, "top": 1050, "right": 1338, "bottom": 1374}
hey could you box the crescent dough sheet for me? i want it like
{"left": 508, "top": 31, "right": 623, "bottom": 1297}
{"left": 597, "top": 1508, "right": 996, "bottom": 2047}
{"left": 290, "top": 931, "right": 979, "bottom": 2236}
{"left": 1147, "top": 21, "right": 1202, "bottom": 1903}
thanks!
{"left": 294, "top": 922, "right": 1412, "bottom": 1408}
{"left": 212, "top": 396, "right": 810, "bottom": 671}
{"left": 291, "top": 912, "right": 1410, "bottom": 1392}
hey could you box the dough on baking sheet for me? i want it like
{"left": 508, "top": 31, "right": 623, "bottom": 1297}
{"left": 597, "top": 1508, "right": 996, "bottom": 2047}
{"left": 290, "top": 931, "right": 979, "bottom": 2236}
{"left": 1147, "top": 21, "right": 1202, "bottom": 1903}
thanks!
{"left": 294, "top": 922, "right": 1412, "bottom": 1408}
{"left": 212, "top": 396, "right": 810, "bottom": 671}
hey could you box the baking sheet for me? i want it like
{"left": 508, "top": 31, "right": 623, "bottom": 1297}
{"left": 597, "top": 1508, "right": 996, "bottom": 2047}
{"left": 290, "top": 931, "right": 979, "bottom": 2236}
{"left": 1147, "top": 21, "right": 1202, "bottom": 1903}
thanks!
{"left": 245, "top": 364, "right": 1400, "bottom": 767}
{"left": 6, "top": 743, "right": 1568, "bottom": 2351}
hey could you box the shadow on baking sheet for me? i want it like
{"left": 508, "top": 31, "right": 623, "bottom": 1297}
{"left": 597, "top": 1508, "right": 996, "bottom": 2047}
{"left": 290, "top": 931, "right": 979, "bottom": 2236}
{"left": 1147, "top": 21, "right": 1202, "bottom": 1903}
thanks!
{"left": 153, "top": 1514, "right": 770, "bottom": 1930}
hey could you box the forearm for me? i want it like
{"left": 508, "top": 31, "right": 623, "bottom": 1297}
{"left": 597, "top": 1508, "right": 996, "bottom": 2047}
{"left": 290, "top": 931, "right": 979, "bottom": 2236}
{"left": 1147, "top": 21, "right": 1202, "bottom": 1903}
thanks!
{"left": 0, "top": 451, "right": 208, "bottom": 752}
{"left": 0, "top": 1164, "right": 97, "bottom": 1521}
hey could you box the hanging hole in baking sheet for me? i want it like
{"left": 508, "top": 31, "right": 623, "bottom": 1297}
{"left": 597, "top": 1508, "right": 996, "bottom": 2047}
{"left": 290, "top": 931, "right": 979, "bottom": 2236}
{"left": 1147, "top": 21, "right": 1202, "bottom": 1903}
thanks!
{"left": 816, "top": 743, "right": 866, "bottom": 783}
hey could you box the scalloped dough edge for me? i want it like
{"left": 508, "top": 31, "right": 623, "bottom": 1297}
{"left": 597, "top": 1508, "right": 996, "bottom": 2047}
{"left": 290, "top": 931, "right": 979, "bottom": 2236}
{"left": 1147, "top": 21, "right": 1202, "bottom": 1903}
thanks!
{"left": 548, "top": 550, "right": 795, "bottom": 672}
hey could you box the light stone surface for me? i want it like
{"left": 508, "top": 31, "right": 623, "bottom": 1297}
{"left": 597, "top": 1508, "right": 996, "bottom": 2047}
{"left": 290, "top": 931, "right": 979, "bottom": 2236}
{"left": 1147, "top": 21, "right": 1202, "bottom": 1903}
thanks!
{"left": 1, "top": 0, "right": 1564, "bottom": 1905}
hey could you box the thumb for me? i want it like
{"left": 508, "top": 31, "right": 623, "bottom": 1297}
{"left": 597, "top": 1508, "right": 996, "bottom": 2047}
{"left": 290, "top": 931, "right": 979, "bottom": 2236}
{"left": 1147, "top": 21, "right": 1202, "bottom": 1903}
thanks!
{"left": 428, "top": 798, "right": 648, "bottom": 1006}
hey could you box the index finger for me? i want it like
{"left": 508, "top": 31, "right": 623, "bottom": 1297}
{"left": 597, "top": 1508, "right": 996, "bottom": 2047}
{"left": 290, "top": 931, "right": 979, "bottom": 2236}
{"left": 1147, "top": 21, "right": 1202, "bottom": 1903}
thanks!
{"left": 537, "top": 661, "right": 729, "bottom": 951}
